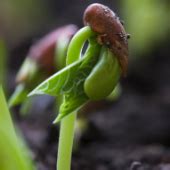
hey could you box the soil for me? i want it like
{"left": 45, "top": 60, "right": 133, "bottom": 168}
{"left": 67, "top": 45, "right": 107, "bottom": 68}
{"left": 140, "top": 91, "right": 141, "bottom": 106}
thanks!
{"left": 8, "top": 38, "right": 170, "bottom": 170}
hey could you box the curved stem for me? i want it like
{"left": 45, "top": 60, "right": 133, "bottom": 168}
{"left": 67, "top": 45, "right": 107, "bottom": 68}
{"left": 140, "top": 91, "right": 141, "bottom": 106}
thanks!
{"left": 57, "top": 26, "right": 95, "bottom": 170}
{"left": 66, "top": 26, "right": 95, "bottom": 65}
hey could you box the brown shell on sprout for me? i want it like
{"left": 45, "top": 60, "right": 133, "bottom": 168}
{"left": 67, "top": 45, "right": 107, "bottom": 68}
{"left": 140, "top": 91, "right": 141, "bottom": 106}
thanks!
{"left": 83, "top": 3, "right": 129, "bottom": 76}
{"left": 28, "top": 25, "right": 78, "bottom": 73}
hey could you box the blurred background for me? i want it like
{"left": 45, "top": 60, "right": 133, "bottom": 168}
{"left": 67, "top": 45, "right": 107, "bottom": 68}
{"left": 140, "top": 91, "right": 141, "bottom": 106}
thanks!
{"left": 0, "top": 0, "right": 170, "bottom": 170}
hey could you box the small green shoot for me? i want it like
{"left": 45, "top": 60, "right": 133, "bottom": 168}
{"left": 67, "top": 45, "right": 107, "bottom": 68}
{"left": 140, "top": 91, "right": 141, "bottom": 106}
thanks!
{"left": 9, "top": 25, "right": 77, "bottom": 114}
{"left": 29, "top": 3, "right": 129, "bottom": 170}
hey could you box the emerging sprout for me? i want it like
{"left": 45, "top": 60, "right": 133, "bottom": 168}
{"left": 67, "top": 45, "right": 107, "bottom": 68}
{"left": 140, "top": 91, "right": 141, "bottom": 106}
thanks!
{"left": 9, "top": 25, "right": 78, "bottom": 108}
{"left": 17, "top": 25, "right": 78, "bottom": 84}
{"left": 29, "top": 3, "right": 129, "bottom": 170}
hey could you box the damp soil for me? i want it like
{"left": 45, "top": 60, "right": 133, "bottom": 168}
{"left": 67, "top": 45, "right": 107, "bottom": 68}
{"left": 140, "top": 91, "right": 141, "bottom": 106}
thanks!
{"left": 9, "top": 41, "right": 170, "bottom": 170}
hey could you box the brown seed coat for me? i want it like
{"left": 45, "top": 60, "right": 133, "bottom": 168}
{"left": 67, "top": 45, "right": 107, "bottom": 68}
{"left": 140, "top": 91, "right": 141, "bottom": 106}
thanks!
{"left": 83, "top": 3, "right": 129, "bottom": 75}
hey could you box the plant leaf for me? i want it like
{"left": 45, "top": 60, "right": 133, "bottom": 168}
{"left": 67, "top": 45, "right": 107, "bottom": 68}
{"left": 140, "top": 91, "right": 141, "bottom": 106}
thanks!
{"left": 29, "top": 45, "right": 101, "bottom": 96}
{"left": 54, "top": 43, "right": 101, "bottom": 122}
{"left": 29, "top": 40, "right": 101, "bottom": 122}
{"left": 29, "top": 57, "right": 86, "bottom": 97}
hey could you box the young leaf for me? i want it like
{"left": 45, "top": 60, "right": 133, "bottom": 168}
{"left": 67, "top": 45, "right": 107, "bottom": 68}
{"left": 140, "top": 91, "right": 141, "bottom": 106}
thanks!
{"left": 54, "top": 42, "right": 101, "bottom": 122}
{"left": 29, "top": 41, "right": 101, "bottom": 122}
{"left": 28, "top": 57, "right": 86, "bottom": 96}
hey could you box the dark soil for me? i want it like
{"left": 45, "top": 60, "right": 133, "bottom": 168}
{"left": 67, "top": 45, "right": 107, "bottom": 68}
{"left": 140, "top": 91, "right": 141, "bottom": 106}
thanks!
{"left": 8, "top": 39, "right": 170, "bottom": 170}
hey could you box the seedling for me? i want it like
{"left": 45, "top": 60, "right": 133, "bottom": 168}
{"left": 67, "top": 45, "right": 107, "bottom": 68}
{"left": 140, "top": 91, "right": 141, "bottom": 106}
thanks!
{"left": 29, "top": 3, "right": 129, "bottom": 170}
{"left": 10, "top": 23, "right": 121, "bottom": 115}
{"left": 9, "top": 25, "right": 77, "bottom": 109}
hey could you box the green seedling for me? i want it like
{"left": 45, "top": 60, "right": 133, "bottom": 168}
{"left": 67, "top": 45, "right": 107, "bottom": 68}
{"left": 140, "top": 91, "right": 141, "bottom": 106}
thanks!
{"left": 9, "top": 22, "right": 122, "bottom": 154}
{"left": 0, "top": 86, "right": 35, "bottom": 170}
{"left": 29, "top": 3, "right": 129, "bottom": 170}
{"left": 9, "top": 25, "right": 78, "bottom": 109}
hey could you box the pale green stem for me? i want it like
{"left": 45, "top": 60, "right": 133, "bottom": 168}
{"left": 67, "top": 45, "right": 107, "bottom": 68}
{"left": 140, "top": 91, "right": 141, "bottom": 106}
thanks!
{"left": 57, "top": 113, "right": 77, "bottom": 170}
{"left": 57, "top": 26, "right": 95, "bottom": 170}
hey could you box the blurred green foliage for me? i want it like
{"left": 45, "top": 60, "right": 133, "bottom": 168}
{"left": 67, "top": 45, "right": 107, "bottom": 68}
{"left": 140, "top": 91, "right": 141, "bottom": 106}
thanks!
{"left": 122, "top": 0, "right": 170, "bottom": 57}
{"left": 0, "top": 86, "right": 35, "bottom": 170}
{"left": 0, "top": 0, "right": 52, "bottom": 46}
